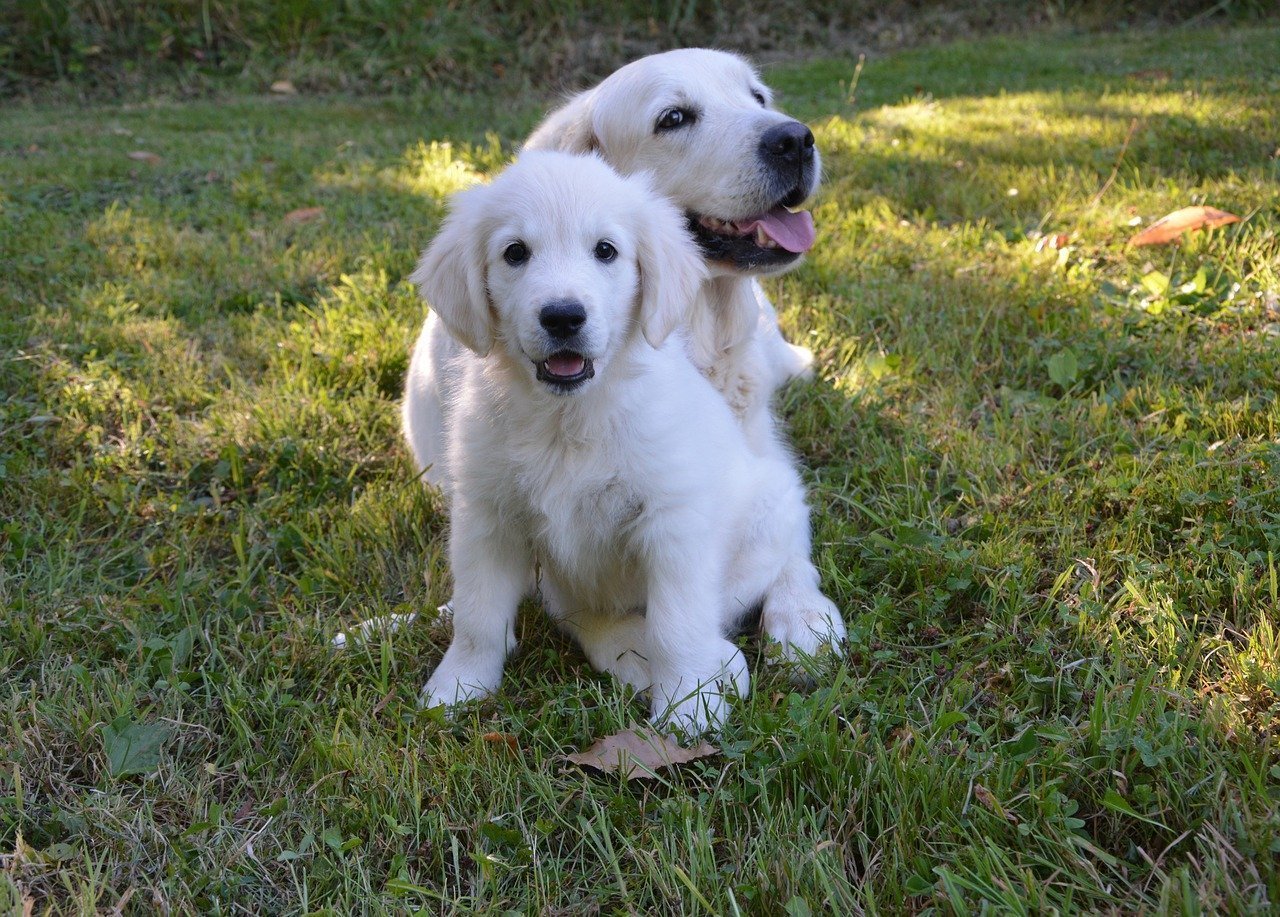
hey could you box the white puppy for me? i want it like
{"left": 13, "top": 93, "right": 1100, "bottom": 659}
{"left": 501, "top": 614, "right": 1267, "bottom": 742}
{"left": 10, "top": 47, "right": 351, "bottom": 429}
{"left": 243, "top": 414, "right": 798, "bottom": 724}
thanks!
{"left": 403, "top": 50, "right": 845, "bottom": 671}
{"left": 412, "top": 152, "right": 828, "bottom": 734}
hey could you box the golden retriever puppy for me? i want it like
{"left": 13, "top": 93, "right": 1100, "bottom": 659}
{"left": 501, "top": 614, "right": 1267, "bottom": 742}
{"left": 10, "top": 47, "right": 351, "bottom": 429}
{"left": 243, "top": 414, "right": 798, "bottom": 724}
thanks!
{"left": 412, "top": 153, "right": 836, "bottom": 734}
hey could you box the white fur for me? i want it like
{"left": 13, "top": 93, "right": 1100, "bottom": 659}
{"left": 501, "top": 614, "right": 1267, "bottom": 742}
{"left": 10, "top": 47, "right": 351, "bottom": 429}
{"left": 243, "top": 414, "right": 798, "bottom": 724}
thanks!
{"left": 410, "top": 153, "right": 841, "bottom": 734}
{"left": 524, "top": 47, "right": 818, "bottom": 400}
{"left": 522, "top": 49, "right": 843, "bottom": 653}
{"left": 402, "top": 50, "right": 846, "bottom": 705}
{"left": 405, "top": 49, "right": 820, "bottom": 481}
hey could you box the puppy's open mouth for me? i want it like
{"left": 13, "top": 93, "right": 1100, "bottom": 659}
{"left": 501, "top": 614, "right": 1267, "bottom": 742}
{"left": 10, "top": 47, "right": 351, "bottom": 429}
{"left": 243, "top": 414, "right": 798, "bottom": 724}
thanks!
{"left": 535, "top": 350, "right": 595, "bottom": 392}
{"left": 687, "top": 201, "right": 816, "bottom": 272}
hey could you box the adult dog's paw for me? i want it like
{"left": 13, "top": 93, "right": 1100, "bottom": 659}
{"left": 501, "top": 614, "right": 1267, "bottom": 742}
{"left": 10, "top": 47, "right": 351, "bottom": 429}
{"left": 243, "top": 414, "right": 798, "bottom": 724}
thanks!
{"left": 650, "top": 642, "right": 749, "bottom": 736}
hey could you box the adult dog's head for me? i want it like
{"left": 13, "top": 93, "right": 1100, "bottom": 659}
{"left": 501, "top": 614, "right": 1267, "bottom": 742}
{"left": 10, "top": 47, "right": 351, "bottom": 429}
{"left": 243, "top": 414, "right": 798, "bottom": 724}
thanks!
{"left": 411, "top": 152, "right": 706, "bottom": 395}
{"left": 525, "top": 48, "right": 820, "bottom": 277}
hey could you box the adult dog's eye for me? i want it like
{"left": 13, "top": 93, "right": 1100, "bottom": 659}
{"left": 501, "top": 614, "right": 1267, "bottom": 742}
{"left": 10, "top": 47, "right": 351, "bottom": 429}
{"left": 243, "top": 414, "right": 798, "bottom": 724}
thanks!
{"left": 593, "top": 239, "right": 617, "bottom": 263}
{"left": 503, "top": 241, "right": 529, "bottom": 265}
{"left": 752, "top": 89, "right": 767, "bottom": 106}
{"left": 655, "top": 108, "right": 694, "bottom": 132}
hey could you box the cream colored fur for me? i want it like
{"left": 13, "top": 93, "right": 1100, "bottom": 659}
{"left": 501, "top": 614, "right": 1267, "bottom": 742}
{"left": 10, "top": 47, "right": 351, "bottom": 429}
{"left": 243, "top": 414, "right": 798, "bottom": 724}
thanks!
{"left": 410, "top": 153, "right": 843, "bottom": 734}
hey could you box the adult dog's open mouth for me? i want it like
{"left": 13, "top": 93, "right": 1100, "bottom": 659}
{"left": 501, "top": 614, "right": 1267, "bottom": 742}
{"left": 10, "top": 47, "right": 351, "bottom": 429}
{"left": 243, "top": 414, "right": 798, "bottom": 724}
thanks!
{"left": 535, "top": 350, "right": 595, "bottom": 392}
{"left": 688, "top": 200, "right": 816, "bottom": 272}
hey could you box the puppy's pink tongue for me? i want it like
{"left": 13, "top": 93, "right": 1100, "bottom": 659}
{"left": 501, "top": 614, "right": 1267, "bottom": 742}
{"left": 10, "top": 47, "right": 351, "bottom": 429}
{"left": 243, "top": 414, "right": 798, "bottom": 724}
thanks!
{"left": 546, "top": 353, "right": 585, "bottom": 377}
{"left": 740, "top": 206, "right": 816, "bottom": 253}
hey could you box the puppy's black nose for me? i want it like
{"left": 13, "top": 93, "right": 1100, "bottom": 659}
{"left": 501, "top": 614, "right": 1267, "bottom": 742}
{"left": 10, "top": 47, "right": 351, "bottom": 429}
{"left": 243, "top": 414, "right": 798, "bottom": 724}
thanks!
{"left": 759, "top": 121, "right": 815, "bottom": 167}
{"left": 539, "top": 299, "right": 587, "bottom": 339}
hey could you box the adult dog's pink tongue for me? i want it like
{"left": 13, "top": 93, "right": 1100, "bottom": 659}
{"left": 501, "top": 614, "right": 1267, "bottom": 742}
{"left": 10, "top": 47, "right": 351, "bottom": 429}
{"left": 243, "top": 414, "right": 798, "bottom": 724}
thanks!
{"left": 740, "top": 206, "right": 816, "bottom": 253}
{"left": 546, "top": 353, "right": 585, "bottom": 377}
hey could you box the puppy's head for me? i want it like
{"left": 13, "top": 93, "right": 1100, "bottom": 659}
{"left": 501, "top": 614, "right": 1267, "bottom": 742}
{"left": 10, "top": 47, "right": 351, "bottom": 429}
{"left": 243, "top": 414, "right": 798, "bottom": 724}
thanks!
{"left": 525, "top": 48, "right": 821, "bottom": 277}
{"left": 411, "top": 151, "right": 706, "bottom": 395}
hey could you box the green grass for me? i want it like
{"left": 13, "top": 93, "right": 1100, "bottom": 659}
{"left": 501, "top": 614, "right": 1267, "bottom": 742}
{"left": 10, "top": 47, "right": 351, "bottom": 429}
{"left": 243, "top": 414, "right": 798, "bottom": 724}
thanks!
{"left": 3, "top": 22, "right": 1280, "bottom": 914}
{"left": 5, "top": 0, "right": 1270, "bottom": 99}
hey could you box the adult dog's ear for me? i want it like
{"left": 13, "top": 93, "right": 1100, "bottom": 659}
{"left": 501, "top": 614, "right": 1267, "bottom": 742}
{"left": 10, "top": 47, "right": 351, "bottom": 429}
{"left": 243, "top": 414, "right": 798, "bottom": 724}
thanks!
{"left": 409, "top": 186, "right": 494, "bottom": 356}
{"left": 635, "top": 194, "right": 708, "bottom": 348}
{"left": 523, "top": 90, "right": 600, "bottom": 154}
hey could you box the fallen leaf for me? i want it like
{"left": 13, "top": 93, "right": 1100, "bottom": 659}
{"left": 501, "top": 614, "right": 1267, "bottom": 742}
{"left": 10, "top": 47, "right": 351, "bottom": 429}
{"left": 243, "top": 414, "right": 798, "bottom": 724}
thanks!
{"left": 283, "top": 206, "right": 325, "bottom": 226}
{"left": 1128, "top": 206, "right": 1241, "bottom": 247}
{"left": 973, "top": 783, "right": 1018, "bottom": 823}
{"left": 270, "top": 80, "right": 298, "bottom": 95}
{"left": 566, "top": 727, "right": 717, "bottom": 779}
{"left": 127, "top": 150, "right": 161, "bottom": 164}
{"left": 233, "top": 796, "right": 255, "bottom": 822}
{"left": 371, "top": 689, "right": 396, "bottom": 717}
{"left": 482, "top": 732, "right": 518, "bottom": 752}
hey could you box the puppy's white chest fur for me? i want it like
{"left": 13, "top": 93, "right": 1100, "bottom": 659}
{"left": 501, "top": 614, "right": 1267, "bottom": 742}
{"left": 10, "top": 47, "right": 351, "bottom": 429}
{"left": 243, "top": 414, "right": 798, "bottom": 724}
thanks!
{"left": 492, "top": 405, "right": 650, "bottom": 614}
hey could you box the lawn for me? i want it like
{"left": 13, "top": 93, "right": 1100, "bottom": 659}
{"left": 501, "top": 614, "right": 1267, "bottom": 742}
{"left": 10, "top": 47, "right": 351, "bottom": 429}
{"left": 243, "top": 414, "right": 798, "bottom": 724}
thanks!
{"left": 3, "top": 21, "right": 1280, "bottom": 914}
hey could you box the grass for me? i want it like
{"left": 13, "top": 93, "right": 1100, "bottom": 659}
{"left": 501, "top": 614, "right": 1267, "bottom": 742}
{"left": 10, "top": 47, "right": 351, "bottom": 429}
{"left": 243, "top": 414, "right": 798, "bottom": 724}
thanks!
{"left": 4, "top": 0, "right": 1272, "bottom": 99}
{"left": 2, "top": 20, "right": 1280, "bottom": 914}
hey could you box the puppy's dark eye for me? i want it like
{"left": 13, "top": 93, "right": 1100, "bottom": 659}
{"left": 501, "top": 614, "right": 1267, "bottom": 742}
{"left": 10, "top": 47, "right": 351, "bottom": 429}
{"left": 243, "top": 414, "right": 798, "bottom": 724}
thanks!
{"left": 655, "top": 108, "right": 695, "bottom": 133}
{"left": 503, "top": 241, "right": 529, "bottom": 265}
{"left": 752, "top": 89, "right": 767, "bottom": 107}
{"left": 594, "top": 240, "right": 617, "bottom": 263}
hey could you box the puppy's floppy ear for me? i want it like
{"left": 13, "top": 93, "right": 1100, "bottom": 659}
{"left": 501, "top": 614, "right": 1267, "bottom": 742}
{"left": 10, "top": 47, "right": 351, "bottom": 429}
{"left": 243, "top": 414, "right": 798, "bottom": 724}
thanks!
{"left": 523, "top": 90, "right": 600, "bottom": 154}
{"left": 409, "top": 186, "right": 495, "bottom": 356}
{"left": 635, "top": 191, "right": 708, "bottom": 348}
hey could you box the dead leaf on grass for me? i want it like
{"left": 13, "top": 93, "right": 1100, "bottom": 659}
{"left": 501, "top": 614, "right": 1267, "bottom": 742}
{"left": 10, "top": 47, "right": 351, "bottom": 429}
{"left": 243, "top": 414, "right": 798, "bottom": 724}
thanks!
{"left": 1127, "top": 206, "right": 1241, "bottom": 247}
{"left": 126, "top": 151, "right": 162, "bottom": 165}
{"left": 566, "top": 727, "right": 718, "bottom": 779}
{"left": 973, "top": 783, "right": 1018, "bottom": 823}
{"left": 270, "top": 80, "right": 298, "bottom": 95}
{"left": 233, "top": 797, "right": 255, "bottom": 823}
{"left": 283, "top": 206, "right": 324, "bottom": 225}
{"left": 482, "top": 732, "right": 518, "bottom": 752}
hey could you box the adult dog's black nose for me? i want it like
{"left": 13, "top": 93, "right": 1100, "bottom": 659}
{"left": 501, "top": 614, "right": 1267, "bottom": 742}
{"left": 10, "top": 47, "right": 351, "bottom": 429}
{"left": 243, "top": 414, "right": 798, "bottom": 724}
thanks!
{"left": 539, "top": 299, "right": 587, "bottom": 339}
{"left": 758, "top": 121, "right": 815, "bottom": 167}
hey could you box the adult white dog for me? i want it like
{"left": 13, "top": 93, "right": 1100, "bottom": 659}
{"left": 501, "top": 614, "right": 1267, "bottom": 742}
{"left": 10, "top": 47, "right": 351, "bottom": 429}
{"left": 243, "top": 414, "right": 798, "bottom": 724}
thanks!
{"left": 403, "top": 49, "right": 844, "bottom": 678}
{"left": 412, "top": 153, "right": 832, "bottom": 734}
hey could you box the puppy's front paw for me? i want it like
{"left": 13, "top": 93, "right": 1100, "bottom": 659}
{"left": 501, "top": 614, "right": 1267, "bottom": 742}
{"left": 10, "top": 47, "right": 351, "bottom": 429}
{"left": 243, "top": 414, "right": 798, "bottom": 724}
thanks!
{"left": 762, "top": 592, "right": 846, "bottom": 662}
{"left": 651, "top": 641, "right": 749, "bottom": 736}
{"left": 419, "top": 645, "right": 503, "bottom": 709}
